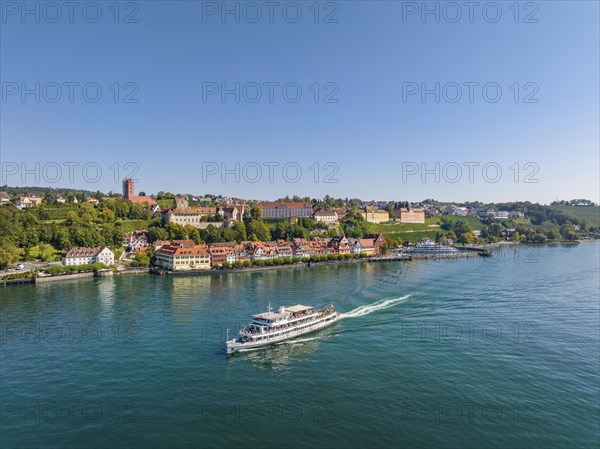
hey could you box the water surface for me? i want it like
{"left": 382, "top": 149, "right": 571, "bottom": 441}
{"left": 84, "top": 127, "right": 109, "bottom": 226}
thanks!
{"left": 1, "top": 243, "right": 599, "bottom": 448}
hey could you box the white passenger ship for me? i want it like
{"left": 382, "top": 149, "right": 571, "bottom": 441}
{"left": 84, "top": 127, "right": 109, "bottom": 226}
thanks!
{"left": 411, "top": 238, "right": 459, "bottom": 254}
{"left": 226, "top": 304, "right": 340, "bottom": 354}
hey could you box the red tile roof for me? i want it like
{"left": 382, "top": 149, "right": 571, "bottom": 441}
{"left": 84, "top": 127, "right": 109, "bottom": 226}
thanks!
{"left": 258, "top": 202, "right": 311, "bottom": 209}
{"left": 157, "top": 245, "right": 208, "bottom": 256}
{"left": 171, "top": 240, "right": 197, "bottom": 248}
{"left": 129, "top": 195, "right": 157, "bottom": 205}
{"left": 164, "top": 207, "right": 216, "bottom": 215}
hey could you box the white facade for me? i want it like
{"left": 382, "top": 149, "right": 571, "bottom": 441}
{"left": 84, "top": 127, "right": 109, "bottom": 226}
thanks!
{"left": 260, "top": 203, "right": 313, "bottom": 219}
{"left": 63, "top": 247, "right": 115, "bottom": 266}
{"left": 95, "top": 248, "right": 115, "bottom": 265}
{"left": 314, "top": 211, "right": 339, "bottom": 223}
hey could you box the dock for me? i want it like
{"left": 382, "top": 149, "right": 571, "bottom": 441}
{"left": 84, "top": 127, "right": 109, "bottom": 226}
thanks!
{"left": 369, "top": 248, "right": 493, "bottom": 262}
{"left": 368, "top": 254, "right": 411, "bottom": 262}
{"left": 1, "top": 278, "right": 35, "bottom": 287}
{"left": 457, "top": 246, "right": 494, "bottom": 256}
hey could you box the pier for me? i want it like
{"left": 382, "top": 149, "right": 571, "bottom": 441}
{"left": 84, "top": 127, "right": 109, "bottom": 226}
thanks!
{"left": 368, "top": 253, "right": 411, "bottom": 262}
{"left": 369, "top": 248, "right": 493, "bottom": 262}
{"left": 1, "top": 278, "right": 34, "bottom": 287}
{"left": 457, "top": 246, "right": 494, "bottom": 257}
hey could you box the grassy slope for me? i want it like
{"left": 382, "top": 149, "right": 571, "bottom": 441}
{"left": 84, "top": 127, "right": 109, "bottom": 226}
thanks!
{"left": 369, "top": 215, "right": 486, "bottom": 243}
{"left": 115, "top": 219, "right": 152, "bottom": 233}
{"left": 155, "top": 199, "right": 173, "bottom": 208}
{"left": 551, "top": 206, "right": 600, "bottom": 228}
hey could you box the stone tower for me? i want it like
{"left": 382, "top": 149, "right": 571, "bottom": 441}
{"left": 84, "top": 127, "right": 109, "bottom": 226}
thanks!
{"left": 123, "top": 178, "right": 135, "bottom": 200}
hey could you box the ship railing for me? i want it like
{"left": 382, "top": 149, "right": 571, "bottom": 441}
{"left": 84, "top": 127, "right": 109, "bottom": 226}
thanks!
{"left": 241, "top": 311, "right": 334, "bottom": 337}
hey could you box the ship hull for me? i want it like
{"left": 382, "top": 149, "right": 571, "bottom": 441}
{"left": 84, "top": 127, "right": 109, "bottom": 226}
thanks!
{"left": 226, "top": 312, "right": 340, "bottom": 354}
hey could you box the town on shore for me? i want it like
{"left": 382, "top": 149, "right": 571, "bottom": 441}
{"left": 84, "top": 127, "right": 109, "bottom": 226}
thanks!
{"left": 0, "top": 179, "right": 598, "bottom": 281}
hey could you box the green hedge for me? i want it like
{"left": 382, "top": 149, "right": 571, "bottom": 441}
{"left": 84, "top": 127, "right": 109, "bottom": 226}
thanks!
{"left": 0, "top": 271, "right": 34, "bottom": 281}
{"left": 216, "top": 253, "right": 368, "bottom": 269}
{"left": 43, "top": 262, "right": 114, "bottom": 276}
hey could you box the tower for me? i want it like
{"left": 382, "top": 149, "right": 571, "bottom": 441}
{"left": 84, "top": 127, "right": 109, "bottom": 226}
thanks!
{"left": 123, "top": 178, "right": 135, "bottom": 200}
{"left": 174, "top": 195, "right": 189, "bottom": 209}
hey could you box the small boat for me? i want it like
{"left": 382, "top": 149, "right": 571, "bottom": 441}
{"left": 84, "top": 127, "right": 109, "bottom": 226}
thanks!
{"left": 226, "top": 303, "right": 340, "bottom": 354}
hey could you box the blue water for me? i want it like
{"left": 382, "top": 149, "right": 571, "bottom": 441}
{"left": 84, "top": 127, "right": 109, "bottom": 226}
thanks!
{"left": 1, "top": 243, "right": 599, "bottom": 448}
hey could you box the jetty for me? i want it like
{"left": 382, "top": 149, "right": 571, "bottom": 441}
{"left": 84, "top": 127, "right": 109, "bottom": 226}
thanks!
{"left": 368, "top": 253, "right": 411, "bottom": 262}
{"left": 369, "top": 248, "right": 493, "bottom": 262}
{"left": 457, "top": 245, "right": 494, "bottom": 256}
{"left": 1, "top": 278, "right": 34, "bottom": 287}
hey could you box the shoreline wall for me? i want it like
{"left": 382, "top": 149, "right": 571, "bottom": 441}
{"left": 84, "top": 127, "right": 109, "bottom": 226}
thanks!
{"left": 35, "top": 272, "right": 95, "bottom": 283}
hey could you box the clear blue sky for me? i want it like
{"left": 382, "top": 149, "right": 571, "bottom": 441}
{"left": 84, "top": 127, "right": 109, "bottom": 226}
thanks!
{"left": 1, "top": 1, "right": 598, "bottom": 203}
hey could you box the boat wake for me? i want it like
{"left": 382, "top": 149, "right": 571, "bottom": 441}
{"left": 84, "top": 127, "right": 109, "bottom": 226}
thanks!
{"left": 278, "top": 336, "right": 321, "bottom": 345}
{"left": 340, "top": 294, "right": 412, "bottom": 319}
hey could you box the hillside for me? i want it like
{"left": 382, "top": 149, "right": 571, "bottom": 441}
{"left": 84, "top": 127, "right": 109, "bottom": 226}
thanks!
{"left": 551, "top": 206, "right": 600, "bottom": 228}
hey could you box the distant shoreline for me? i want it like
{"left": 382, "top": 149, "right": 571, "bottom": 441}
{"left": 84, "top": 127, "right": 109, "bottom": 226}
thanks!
{"left": 0, "top": 249, "right": 487, "bottom": 287}
{"left": 2, "top": 241, "right": 595, "bottom": 288}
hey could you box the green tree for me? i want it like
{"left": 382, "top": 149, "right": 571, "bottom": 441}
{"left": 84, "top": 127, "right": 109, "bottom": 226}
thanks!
{"left": 53, "top": 227, "right": 72, "bottom": 250}
{"left": 23, "top": 228, "right": 40, "bottom": 260}
{"left": 38, "top": 243, "right": 55, "bottom": 261}
{"left": 103, "top": 208, "right": 116, "bottom": 222}
{"left": 79, "top": 203, "right": 98, "bottom": 223}
{"left": 457, "top": 231, "right": 476, "bottom": 244}
{"left": 201, "top": 224, "right": 225, "bottom": 243}
{"left": 248, "top": 205, "right": 262, "bottom": 220}
{"left": 148, "top": 226, "right": 168, "bottom": 243}
{"left": 66, "top": 211, "right": 80, "bottom": 225}
{"left": 129, "top": 251, "right": 150, "bottom": 267}
{"left": 231, "top": 221, "right": 247, "bottom": 242}
{"left": 246, "top": 220, "right": 271, "bottom": 241}
{"left": 186, "top": 226, "right": 202, "bottom": 244}
{"left": 0, "top": 240, "right": 20, "bottom": 268}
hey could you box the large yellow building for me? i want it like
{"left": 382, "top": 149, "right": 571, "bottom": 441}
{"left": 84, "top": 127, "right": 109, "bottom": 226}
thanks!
{"left": 155, "top": 244, "right": 211, "bottom": 271}
{"left": 360, "top": 207, "right": 390, "bottom": 223}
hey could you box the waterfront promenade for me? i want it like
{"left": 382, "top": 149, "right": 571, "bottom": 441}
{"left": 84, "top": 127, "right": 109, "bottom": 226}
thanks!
{"left": 1, "top": 248, "right": 496, "bottom": 287}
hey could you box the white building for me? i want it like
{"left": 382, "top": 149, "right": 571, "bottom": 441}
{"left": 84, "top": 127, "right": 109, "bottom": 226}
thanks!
{"left": 63, "top": 247, "right": 115, "bottom": 266}
{"left": 258, "top": 202, "right": 313, "bottom": 219}
{"left": 162, "top": 207, "right": 218, "bottom": 227}
{"left": 488, "top": 210, "right": 509, "bottom": 219}
{"left": 15, "top": 195, "right": 42, "bottom": 209}
{"left": 314, "top": 210, "right": 339, "bottom": 223}
{"left": 124, "top": 232, "right": 149, "bottom": 251}
{"left": 451, "top": 207, "right": 469, "bottom": 216}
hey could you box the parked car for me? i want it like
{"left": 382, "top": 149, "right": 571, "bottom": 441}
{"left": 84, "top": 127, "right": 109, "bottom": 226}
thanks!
{"left": 16, "top": 264, "right": 24, "bottom": 270}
